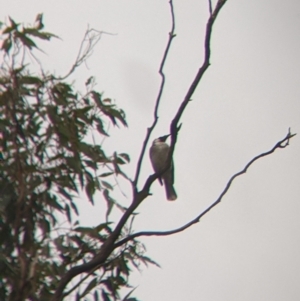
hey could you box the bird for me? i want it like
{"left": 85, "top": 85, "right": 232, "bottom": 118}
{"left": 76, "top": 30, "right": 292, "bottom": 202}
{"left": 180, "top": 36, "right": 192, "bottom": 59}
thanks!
{"left": 149, "top": 134, "right": 177, "bottom": 201}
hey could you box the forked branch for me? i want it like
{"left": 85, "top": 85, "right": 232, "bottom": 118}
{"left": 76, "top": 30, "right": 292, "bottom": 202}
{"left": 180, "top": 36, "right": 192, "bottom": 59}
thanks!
{"left": 56, "top": 28, "right": 115, "bottom": 81}
{"left": 141, "top": 0, "right": 228, "bottom": 198}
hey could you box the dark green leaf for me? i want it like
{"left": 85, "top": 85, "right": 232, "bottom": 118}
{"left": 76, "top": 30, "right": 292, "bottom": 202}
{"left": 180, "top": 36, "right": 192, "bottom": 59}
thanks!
{"left": 58, "top": 187, "right": 73, "bottom": 202}
{"left": 39, "top": 219, "right": 50, "bottom": 236}
{"left": 91, "top": 91, "right": 102, "bottom": 108}
{"left": 95, "top": 118, "right": 109, "bottom": 136}
{"left": 70, "top": 201, "right": 79, "bottom": 216}
{"left": 81, "top": 278, "right": 98, "bottom": 297}
{"left": 118, "top": 257, "right": 131, "bottom": 276}
{"left": 99, "top": 172, "right": 113, "bottom": 178}
{"left": 119, "top": 153, "right": 130, "bottom": 163}
{"left": 101, "top": 180, "right": 113, "bottom": 190}
{"left": 65, "top": 157, "right": 82, "bottom": 174}
{"left": 85, "top": 178, "right": 95, "bottom": 205}
{"left": 79, "top": 143, "right": 97, "bottom": 160}
{"left": 103, "top": 189, "right": 114, "bottom": 221}
{"left": 8, "top": 16, "right": 19, "bottom": 28}
{"left": 2, "top": 26, "right": 14, "bottom": 34}
{"left": 74, "top": 106, "right": 93, "bottom": 119}
{"left": 65, "top": 204, "right": 71, "bottom": 222}
{"left": 140, "top": 255, "right": 161, "bottom": 268}
{"left": 94, "top": 222, "right": 113, "bottom": 233}
{"left": 84, "top": 159, "right": 98, "bottom": 170}
{"left": 74, "top": 226, "right": 94, "bottom": 234}
{"left": 101, "top": 290, "right": 111, "bottom": 301}
{"left": 46, "top": 194, "right": 64, "bottom": 211}
{"left": 102, "top": 279, "right": 115, "bottom": 296}
{"left": 116, "top": 157, "right": 126, "bottom": 165}
{"left": 26, "top": 30, "right": 58, "bottom": 40}
{"left": 112, "top": 153, "right": 121, "bottom": 175}
{"left": 108, "top": 108, "right": 127, "bottom": 127}
{"left": 18, "top": 33, "right": 37, "bottom": 49}
{"left": 19, "top": 76, "right": 42, "bottom": 85}
{"left": 94, "top": 290, "right": 99, "bottom": 301}
{"left": 57, "top": 124, "right": 72, "bottom": 140}
{"left": 1, "top": 38, "right": 12, "bottom": 53}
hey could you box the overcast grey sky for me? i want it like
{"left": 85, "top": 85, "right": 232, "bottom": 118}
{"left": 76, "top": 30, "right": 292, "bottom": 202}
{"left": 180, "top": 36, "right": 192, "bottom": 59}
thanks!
{"left": 2, "top": 0, "right": 300, "bottom": 300}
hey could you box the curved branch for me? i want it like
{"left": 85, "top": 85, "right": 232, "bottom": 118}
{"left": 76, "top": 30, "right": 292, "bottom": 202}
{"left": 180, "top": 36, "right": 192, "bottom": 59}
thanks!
{"left": 133, "top": 0, "right": 176, "bottom": 187}
{"left": 114, "top": 129, "right": 296, "bottom": 248}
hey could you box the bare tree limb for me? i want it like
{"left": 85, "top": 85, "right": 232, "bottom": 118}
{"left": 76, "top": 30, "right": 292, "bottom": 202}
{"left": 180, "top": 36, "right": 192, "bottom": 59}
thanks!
{"left": 52, "top": 1, "right": 229, "bottom": 300}
{"left": 133, "top": 0, "right": 176, "bottom": 187}
{"left": 114, "top": 129, "right": 296, "bottom": 248}
{"left": 55, "top": 28, "right": 115, "bottom": 81}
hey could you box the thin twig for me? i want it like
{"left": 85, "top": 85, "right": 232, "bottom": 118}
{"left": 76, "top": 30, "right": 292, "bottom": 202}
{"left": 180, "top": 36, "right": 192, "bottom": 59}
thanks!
{"left": 56, "top": 28, "right": 115, "bottom": 81}
{"left": 208, "top": 0, "right": 213, "bottom": 15}
{"left": 114, "top": 130, "right": 296, "bottom": 248}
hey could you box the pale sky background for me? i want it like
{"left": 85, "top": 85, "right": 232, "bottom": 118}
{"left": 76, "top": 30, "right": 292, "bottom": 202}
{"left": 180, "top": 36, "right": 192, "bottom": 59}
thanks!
{"left": 2, "top": 0, "right": 300, "bottom": 300}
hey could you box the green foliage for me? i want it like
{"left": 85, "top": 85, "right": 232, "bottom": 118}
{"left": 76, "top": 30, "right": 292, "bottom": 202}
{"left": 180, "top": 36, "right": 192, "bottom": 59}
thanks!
{"left": 0, "top": 15, "right": 152, "bottom": 301}
{"left": 1, "top": 15, "right": 57, "bottom": 54}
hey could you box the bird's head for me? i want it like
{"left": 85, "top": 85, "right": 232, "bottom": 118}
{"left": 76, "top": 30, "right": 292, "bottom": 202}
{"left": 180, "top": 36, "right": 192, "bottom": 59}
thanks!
{"left": 152, "top": 134, "right": 170, "bottom": 145}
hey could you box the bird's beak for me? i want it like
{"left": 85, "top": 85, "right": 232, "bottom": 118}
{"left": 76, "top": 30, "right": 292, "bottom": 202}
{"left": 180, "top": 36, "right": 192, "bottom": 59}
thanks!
{"left": 159, "top": 134, "right": 170, "bottom": 141}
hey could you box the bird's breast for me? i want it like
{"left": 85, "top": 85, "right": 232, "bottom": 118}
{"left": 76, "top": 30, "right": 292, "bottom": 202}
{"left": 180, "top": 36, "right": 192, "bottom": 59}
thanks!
{"left": 150, "top": 143, "right": 169, "bottom": 172}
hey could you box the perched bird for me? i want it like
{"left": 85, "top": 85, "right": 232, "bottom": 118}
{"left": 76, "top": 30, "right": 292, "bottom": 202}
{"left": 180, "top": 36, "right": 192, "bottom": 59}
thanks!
{"left": 149, "top": 134, "right": 177, "bottom": 201}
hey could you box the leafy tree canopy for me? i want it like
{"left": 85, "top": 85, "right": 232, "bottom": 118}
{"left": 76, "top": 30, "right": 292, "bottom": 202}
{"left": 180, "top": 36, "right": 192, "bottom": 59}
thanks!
{"left": 0, "top": 14, "right": 153, "bottom": 301}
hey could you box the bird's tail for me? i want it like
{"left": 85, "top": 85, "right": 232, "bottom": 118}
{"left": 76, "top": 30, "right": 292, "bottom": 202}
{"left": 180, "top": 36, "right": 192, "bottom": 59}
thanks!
{"left": 164, "top": 181, "right": 177, "bottom": 201}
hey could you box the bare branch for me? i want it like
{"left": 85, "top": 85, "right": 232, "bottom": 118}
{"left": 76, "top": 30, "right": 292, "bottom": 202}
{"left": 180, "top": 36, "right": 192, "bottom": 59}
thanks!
{"left": 208, "top": 0, "right": 213, "bottom": 15}
{"left": 56, "top": 27, "right": 115, "bottom": 81}
{"left": 133, "top": 0, "right": 176, "bottom": 187}
{"left": 114, "top": 129, "right": 296, "bottom": 248}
